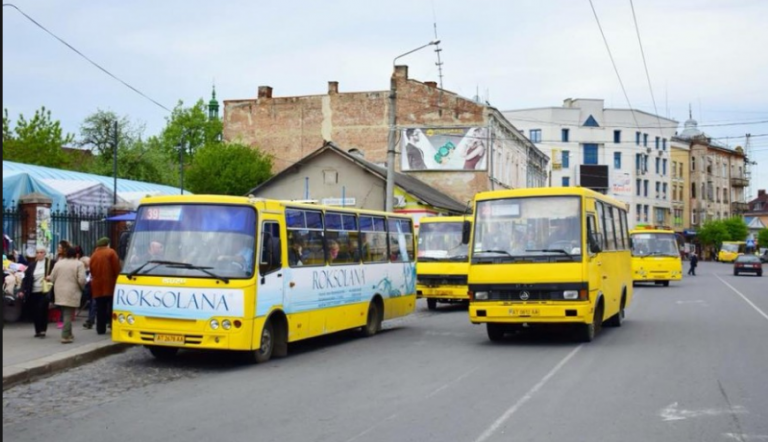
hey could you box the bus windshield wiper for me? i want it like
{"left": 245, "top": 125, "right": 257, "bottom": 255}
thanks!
{"left": 526, "top": 249, "right": 573, "bottom": 257}
{"left": 417, "top": 257, "right": 439, "bottom": 262}
{"left": 476, "top": 250, "right": 514, "bottom": 257}
{"left": 127, "top": 260, "right": 183, "bottom": 279}
{"left": 166, "top": 263, "right": 230, "bottom": 284}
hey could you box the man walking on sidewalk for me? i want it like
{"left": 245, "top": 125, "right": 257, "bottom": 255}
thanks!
{"left": 89, "top": 237, "right": 120, "bottom": 335}
{"left": 688, "top": 252, "right": 699, "bottom": 276}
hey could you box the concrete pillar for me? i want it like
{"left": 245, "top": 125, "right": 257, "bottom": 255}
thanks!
{"left": 19, "top": 192, "right": 53, "bottom": 257}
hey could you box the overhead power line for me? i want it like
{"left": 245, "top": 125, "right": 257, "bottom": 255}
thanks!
{"left": 3, "top": 3, "right": 172, "bottom": 113}
{"left": 630, "top": 0, "right": 663, "bottom": 136}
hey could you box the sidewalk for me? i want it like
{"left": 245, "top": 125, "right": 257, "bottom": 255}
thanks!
{"left": 2, "top": 315, "right": 127, "bottom": 391}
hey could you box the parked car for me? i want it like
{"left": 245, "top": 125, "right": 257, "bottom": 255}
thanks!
{"left": 761, "top": 250, "right": 768, "bottom": 264}
{"left": 733, "top": 254, "right": 763, "bottom": 277}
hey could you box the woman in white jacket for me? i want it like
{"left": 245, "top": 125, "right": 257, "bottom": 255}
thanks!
{"left": 47, "top": 246, "right": 86, "bottom": 343}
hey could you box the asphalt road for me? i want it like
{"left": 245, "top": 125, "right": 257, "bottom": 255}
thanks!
{"left": 4, "top": 261, "right": 767, "bottom": 442}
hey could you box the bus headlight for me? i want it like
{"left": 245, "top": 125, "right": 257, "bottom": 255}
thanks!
{"left": 222, "top": 319, "right": 232, "bottom": 330}
{"left": 118, "top": 314, "right": 126, "bottom": 324}
{"left": 475, "top": 291, "right": 489, "bottom": 300}
{"left": 126, "top": 315, "right": 135, "bottom": 325}
{"left": 210, "top": 319, "right": 220, "bottom": 330}
{"left": 563, "top": 290, "right": 579, "bottom": 300}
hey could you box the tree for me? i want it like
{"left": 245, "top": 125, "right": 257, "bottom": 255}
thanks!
{"left": 158, "top": 99, "right": 223, "bottom": 161}
{"left": 78, "top": 109, "right": 143, "bottom": 159}
{"left": 722, "top": 216, "right": 748, "bottom": 242}
{"left": 3, "top": 107, "right": 74, "bottom": 168}
{"left": 758, "top": 228, "right": 768, "bottom": 250}
{"left": 697, "top": 219, "right": 729, "bottom": 249}
{"left": 185, "top": 142, "right": 272, "bottom": 195}
{"left": 84, "top": 136, "right": 179, "bottom": 187}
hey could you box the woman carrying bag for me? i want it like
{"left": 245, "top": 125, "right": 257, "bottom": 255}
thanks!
{"left": 23, "top": 246, "right": 54, "bottom": 338}
{"left": 46, "top": 245, "right": 86, "bottom": 343}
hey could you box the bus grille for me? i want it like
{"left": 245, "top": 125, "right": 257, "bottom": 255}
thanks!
{"left": 417, "top": 275, "right": 468, "bottom": 286}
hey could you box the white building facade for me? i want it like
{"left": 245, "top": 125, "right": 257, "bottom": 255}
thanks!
{"left": 504, "top": 98, "right": 678, "bottom": 229}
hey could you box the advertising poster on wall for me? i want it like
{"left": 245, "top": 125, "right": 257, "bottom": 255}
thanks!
{"left": 400, "top": 127, "right": 489, "bottom": 171}
{"left": 612, "top": 171, "right": 632, "bottom": 196}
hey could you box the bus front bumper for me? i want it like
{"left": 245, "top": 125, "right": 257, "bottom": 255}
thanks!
{"left": 111, "top": 315, "right": 258, "bottom": 351}
{"left": 469, "top": 303, "right": 593, "bottom": 324}
{"left": 417, "top": 285, "right": 468, "bottom": 301}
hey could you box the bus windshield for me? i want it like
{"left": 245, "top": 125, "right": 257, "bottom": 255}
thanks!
{"left": 631, "top": 232, "right": 679, "bottom": 257}
{"left": 721, "top": 243, "right": 744, "bottom": 253}
{"left": 418, "top": 222, "right": 468, "bottom": 262}
{"left": 473, "top": 196, "right": 582, "bottom": 263}
{"left": 122, "top": 204, "right": 257, "bottom": 279}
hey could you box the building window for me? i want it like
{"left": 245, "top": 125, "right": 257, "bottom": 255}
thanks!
{"left": 644, "top": 180, "right": 649, "bottom": 197}
{"left": 636, "top": 179, "right": 641, "bottom": 196}
{"left": 663, "top": 183, "right": 668, "bottom": 199}
{"left": 644, "top": 205, "right": 649, "bottom": 222}
{"left": 663, "top": 138, "right": 667, "bottom": 150}
{"left": 636, "top": 204, "right": 642, "bottom": 221}
{"left": 663, "top": 159, "right": 667, "bottom": 176}
{"left": 691, "top": 183, "right": 696, "bottom": 199}
{"left": 614, "top": 152, "right": 622, "bottom": 169}
{"left": 655, "top": 207, "right": 665, "bottom": 225}
{"left": 562, "top": 150, "right": 570, "bottom": 168}
{"left": 614, "top": 130, "right": 622, "bottom": 144}
{"left": 561, "top": 128, "right": 570, "bottom": 142}
{"left": 692, "top": 156, "right": 696, "bottom": 171}
{"left": 635, "top": 154, "right": 642, "bottom": 172}
{"left": 655, "top": 157, "right": 660, "bottom": 174}
{"left": 643, "top": 133, "right": 648, "bottom": 147}
{"left": 655, "top": 137, "right": 660, "bottom": 149}
{"left": 562, "top": 177, "right": 570, "bottom": 187}
{"left": 530, "top": 129, "right": 542, "bottom": 143}
{"left": 656, "top": 181, "right": 661, "bottom": 198}
{"left": 583, "top": 144, "right": 598, "bottom": 165}
{"left": 692, "top": 211, "right": 698, "bottom": 225}
{"left": 636, "top": 131, "right": 641, "bottom": 145}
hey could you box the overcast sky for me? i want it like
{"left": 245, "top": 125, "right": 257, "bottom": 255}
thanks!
{"left": 3, "top": 0, "right": 767, "bottom": 195}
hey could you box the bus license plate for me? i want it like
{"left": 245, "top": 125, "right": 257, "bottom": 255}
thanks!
{"left": 155, "top": 334, "right": 184, "bottom": 343}
{"left": 510, "top": 308, "right": 539, "bottom": 316}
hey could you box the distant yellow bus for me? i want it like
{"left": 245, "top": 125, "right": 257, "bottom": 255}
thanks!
{"left": 465, "top": 187, "right": 633, "bottom": 342}
{"left": 718, "top": 241, "right": 746, "bottom": 263}
{"left": 113, "top": 195, "right": 416, "bottom": 362}
{"left": 416, "top": 216, "right": 470, "bottom": 310}
{"left": 629, "top": 228, "right": 683, "bottom": 286}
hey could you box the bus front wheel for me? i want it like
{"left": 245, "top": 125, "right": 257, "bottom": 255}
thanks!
{"left": 427, "top": 299, "right": 437, "bottom": 311}
{"left": 253, "top": 320, "right": 274, "bottom": 363}
{"left": 578, "top": 303, "right": 603, "bottom": 342}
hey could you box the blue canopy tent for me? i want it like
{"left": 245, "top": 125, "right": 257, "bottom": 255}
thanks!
{"left": 2, "top": 173, "right": 67, "bottom": 209}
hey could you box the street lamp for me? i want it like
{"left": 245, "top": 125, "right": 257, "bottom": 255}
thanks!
{"left": 385, "top": 40, "right": 441, "bottom": 212}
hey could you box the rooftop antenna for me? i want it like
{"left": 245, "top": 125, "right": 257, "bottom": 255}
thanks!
{"left": 431, "top": 0, "right": 445, "bottom": 89}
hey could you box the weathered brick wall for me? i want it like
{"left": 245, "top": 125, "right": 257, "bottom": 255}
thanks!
{"left": 223, "top": 67, "right": 493, "bottom": 204}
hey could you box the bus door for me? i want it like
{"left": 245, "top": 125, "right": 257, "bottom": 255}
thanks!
{"left": 256, "top": 218, "right": 284, "bottom": 319}
{"left": 585, "top": 200, "right": 605, "bottom": 305}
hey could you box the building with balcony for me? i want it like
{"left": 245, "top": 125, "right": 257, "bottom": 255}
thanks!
{"left": 670, "top": 139, "right": 691, "bottom": 234}
{"left": 675, "top": 115, "right": 750, "bottom": 229}
{"left": 503, "top": 98, "right": 677, "bottom": 229}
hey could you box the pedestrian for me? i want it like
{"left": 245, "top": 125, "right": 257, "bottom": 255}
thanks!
{"left": 688, "top": 252, "right": 699, "bottom": 276}
{"left": 22, "top": 246, "right": 54, "bottom": 338}
{"left": 89, "top": 237, "right": 120, "bottom": 335}
{"left": 46, "top": 246, "right": 86, "bottom": 343}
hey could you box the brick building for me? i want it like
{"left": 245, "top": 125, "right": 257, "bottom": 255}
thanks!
{"left": 223, "top": 66, "right": 547, "bottom": 207}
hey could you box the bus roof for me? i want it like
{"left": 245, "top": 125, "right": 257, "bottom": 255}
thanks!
{"left": 419, "top": 216, "right": 469, "bottom": 224}
{"left": 474, "top": 187, "right": 628, "bottom": 208}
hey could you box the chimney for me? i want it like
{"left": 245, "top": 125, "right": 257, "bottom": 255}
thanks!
{"left": 394, "top": 65, "right": 409, "bottom": 80}
{"left": 759, "top": 189, "right": 766, "bottom": 197}
{"left": 257, "top": 86, "right": 273, "bottom": 99}
{"left": 328, "top": 81, "right": 339, "bottom": 95}
{"left": 424, "top": 81, "right": 437, "bottom": 88}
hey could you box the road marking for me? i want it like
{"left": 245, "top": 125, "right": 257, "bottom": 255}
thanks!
{"left": 714, "top": 274, "right": 768, "bottom": 322}
{"left": 724, "top": 434, "right": 768, "bottom": 441}
{"left": 426, "top": 366, "right": 480, "bottom": 399}
{"left": 660, "top": 402, "right": 747, "bottom": 422}
{"left": 675, "top": 300, "right": 708, "bottom": 306}
{"left": 343, "top": 413, "right": 399, "bottom": 442}
{"left": 472, "top": 345, "right": 582, "bottom": 442}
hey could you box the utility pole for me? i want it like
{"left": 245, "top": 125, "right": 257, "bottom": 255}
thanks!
{"left": 179, "top": 132, "right": 186, "bottom": 195}
{"left": 112, "top": 120, "right": 118, "bottom": 205}
{"left": 385, "top": 40, "right": 440, "bottom": 212}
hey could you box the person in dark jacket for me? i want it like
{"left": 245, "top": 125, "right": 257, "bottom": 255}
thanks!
{"left": 89, "top": 237, "right": 120, "bottom": 335}
{"left": 688, "top": 252, "right": 699, "bottom": 276}
{"left": 23, "top": 246, "right": 53, "bottom": 337}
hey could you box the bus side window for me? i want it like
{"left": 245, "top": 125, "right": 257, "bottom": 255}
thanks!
{"left": 260, "top": 221, "right": 282, "bottom": 275}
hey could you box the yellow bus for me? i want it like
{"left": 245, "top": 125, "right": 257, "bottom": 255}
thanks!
{"left": 465, "top": 187, "right": 633, "bottom": 342}
{"left": 718, "top": 241, "right": 746, "bottom": 263}
{"left": 629, "top": 228, "right": 683, "bottom": 286}
{"left": 113, "top": 195, "right": 417, "bottom": 362}
{"left": 416, "top": 216, "right": 470, "bottom": 310}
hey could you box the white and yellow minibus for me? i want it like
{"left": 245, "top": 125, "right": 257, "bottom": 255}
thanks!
{"left": 113, "top": 195, "right": 416, "bottom": 362}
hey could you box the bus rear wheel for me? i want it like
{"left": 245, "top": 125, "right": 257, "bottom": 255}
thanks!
{"left": 360, "top": 301, "right": 381, "bottom": 337}
{"left": 148, "top": 346, "right": 179, "bottom": 361}
{"left": 427, "top": 299, "right": 437, "bottom": 311}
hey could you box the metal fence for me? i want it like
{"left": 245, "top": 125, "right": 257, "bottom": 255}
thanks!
{"left": 2, "top": 202, "right": 26, "bottom": 253}
{"left": 50, "top": 205, "right": 110, "bottom": 256}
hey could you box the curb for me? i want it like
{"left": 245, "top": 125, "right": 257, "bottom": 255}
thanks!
{"left": 2, "top": 342, "right": 129, "bottom": 391}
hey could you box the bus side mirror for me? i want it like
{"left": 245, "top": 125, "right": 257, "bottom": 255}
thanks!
{"left": 628, "top": 238, "right": 634, "bottom": 249}
{"left": 462, "top": 221, "right": 471, "bottom": 244}
{"left": 588, "top": 232, "right": 603, "bottom": 254}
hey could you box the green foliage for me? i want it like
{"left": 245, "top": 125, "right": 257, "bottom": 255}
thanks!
{"left": 78, "top": 109, "right": 143, "bottom": 159}
{"left": 722, "top": 216, "right": 748, "bottom": 242}
{"left": 3, "top": 107, "right": 74, "bottom": 168}
{"left": 84, "top": 136, "right": 180, "bottom": 187}
{"left": 185, "top": 142, "right": 273, "bottom": 196}
{"left": 697, "top": 219, "right": 730, "bottom": 248}
{"left": 158, "top": 99, "right": 223, "bottom": 161}
{"left": 758, "top": 228, "right": 768, "bottom": 249}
